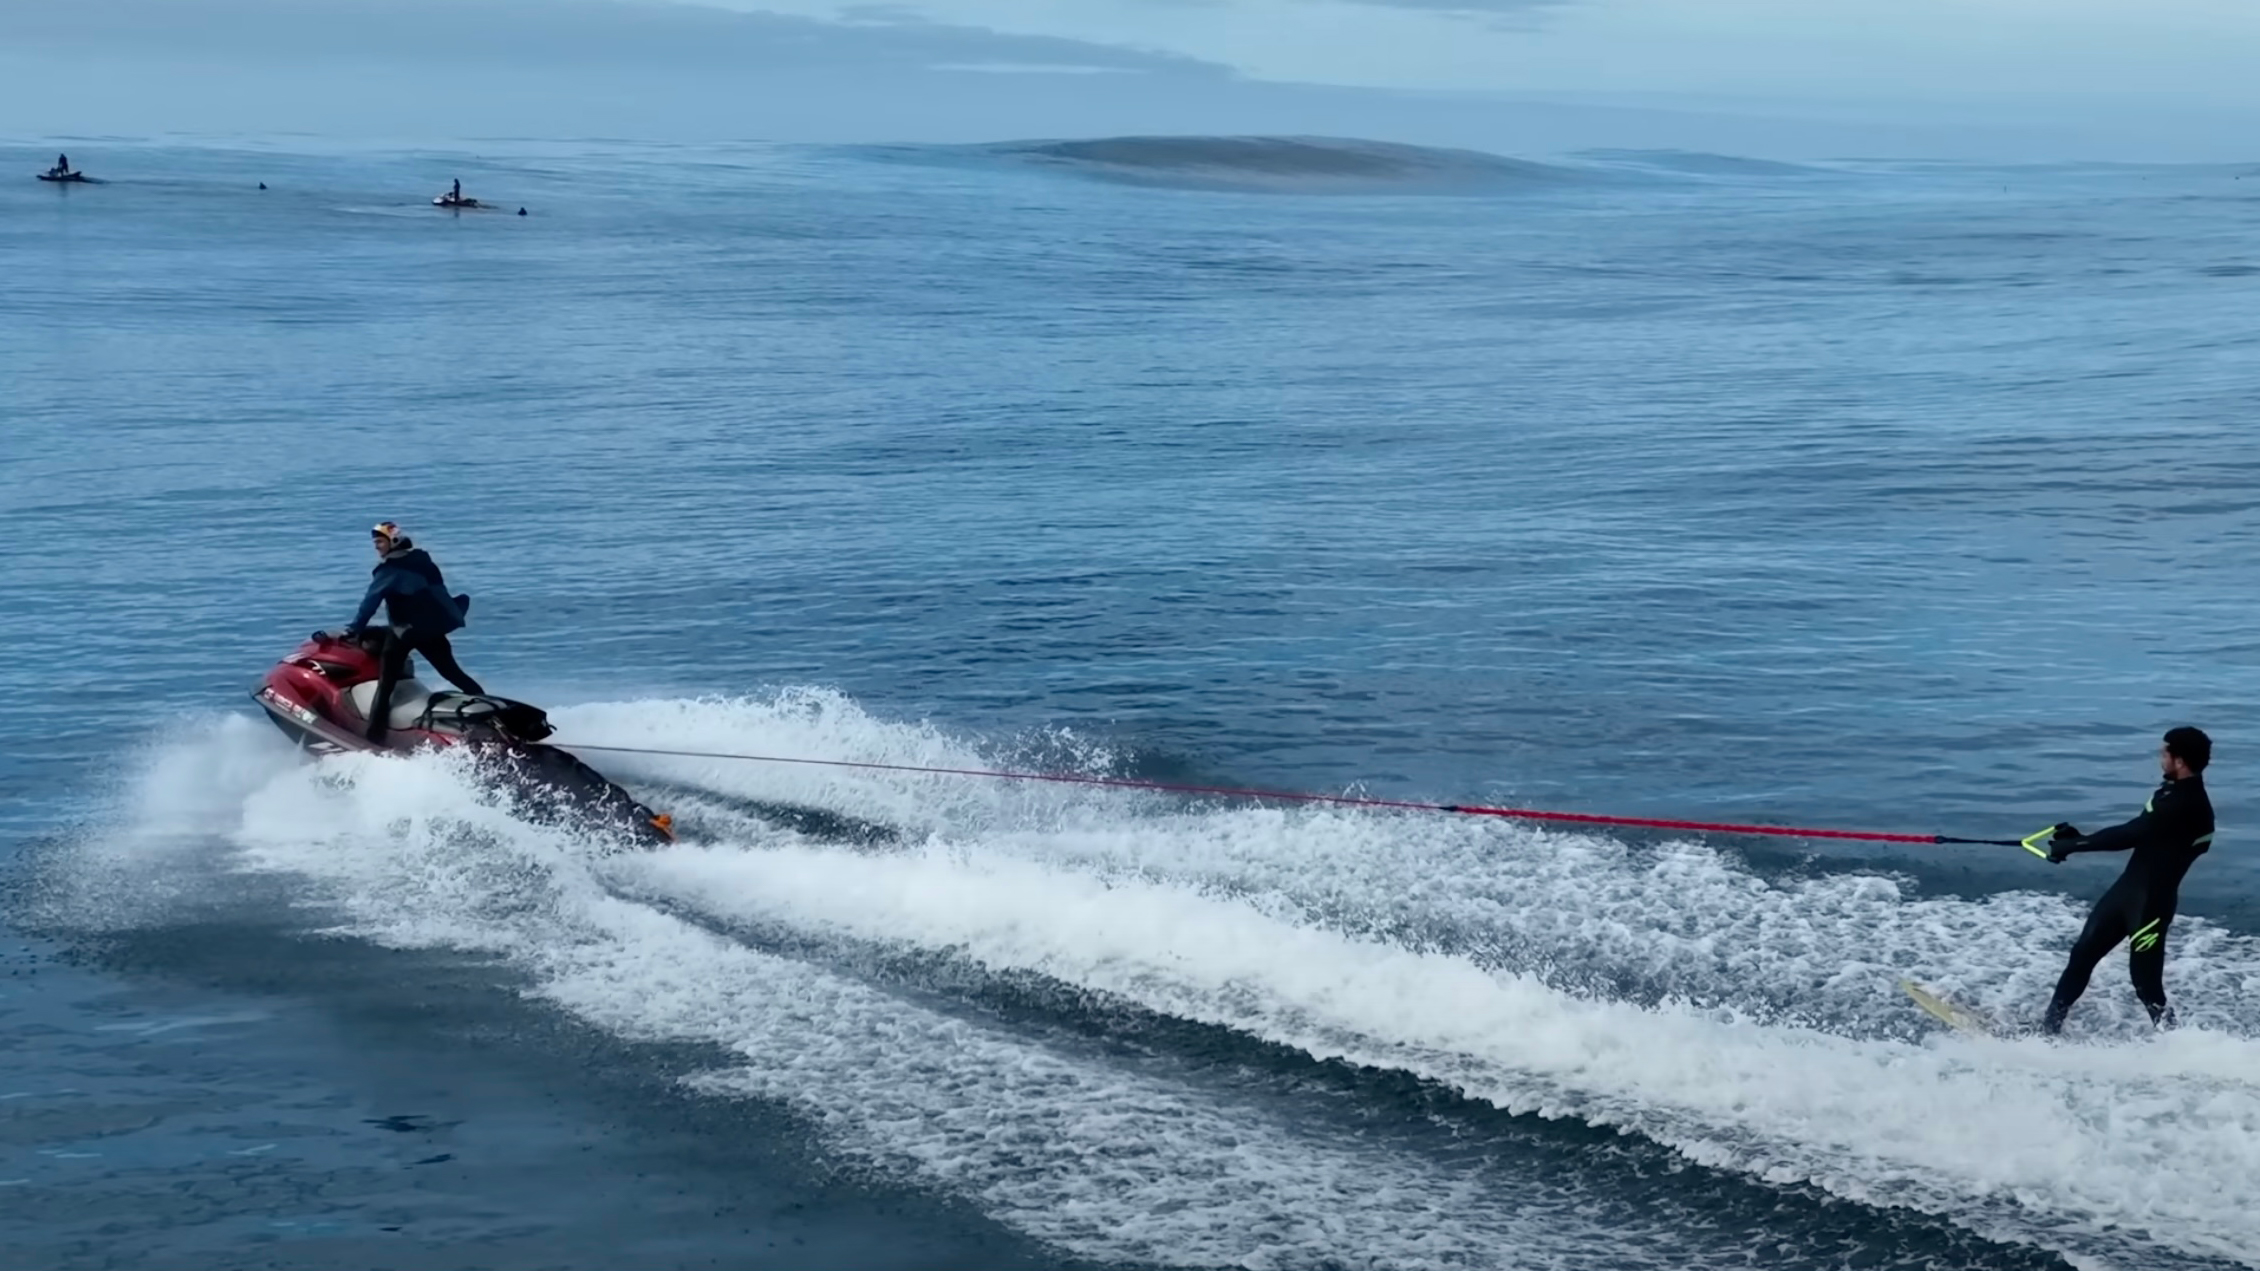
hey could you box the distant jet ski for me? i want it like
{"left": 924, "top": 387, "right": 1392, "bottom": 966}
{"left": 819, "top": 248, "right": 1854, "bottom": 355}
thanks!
{"left": 253, "top": 631, "right": 674, "bottom": 847}
{"left": 39, "top": 152, "right": 93, "bottom": 183}
{"left": 433, "top": 178, "right": 481, "bottom": 209}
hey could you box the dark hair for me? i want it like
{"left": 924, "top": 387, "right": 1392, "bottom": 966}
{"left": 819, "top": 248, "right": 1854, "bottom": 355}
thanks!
{"left": 2164, "top": 726, "right": 2211, "bottom": 773}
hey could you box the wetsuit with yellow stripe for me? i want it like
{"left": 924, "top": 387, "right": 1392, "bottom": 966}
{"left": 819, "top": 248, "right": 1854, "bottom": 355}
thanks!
{"left": 2044, "top": 774, "right": 2214, "bottom": 1034}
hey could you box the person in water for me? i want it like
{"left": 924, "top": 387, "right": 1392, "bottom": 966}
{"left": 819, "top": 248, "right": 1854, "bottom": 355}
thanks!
{"left": 2041, "top": 726, "right": 2216, "bottom": 1033}
{"left": 341, "top": 521, "right": 483, "bottom": 742}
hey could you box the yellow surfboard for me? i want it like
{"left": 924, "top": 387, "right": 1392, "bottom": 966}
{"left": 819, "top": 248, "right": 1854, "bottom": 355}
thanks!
{"left": 1901, "top": 980, "right": 1995, "bottom": 1036}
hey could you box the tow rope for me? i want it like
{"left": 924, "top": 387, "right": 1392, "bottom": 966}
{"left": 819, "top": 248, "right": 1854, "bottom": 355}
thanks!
{"left": 566, "top": 742, "right": 2057, "bottom": 853}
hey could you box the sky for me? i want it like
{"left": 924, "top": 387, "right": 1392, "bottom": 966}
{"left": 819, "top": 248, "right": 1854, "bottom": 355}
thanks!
{"left": 3, "top": 0, "right": 2257, "bottom": 159}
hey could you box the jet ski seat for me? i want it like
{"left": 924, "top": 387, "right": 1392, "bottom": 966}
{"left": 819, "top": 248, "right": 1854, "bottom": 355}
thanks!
{"left": 347, "top": 679, "right": 435, "bottom": 730}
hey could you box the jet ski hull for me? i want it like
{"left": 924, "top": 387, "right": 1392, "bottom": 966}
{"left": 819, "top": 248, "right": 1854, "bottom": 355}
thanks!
{"left": 254, "top": 632, "right": 672, "bottom": 846}
{"left": 38, "top": 173, "right": 93, "bottom": 183}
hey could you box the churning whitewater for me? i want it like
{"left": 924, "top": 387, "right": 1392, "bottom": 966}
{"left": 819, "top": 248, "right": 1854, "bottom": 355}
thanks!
{"left": 47, "top": 690, "right": 2255, "bottom": 1271}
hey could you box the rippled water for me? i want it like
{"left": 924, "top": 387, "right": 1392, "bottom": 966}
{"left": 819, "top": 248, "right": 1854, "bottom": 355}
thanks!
{"left": 4, "top": 137, "right": 2259, "bottom": 1269}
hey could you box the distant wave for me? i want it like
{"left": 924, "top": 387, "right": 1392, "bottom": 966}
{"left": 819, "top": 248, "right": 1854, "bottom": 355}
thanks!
{"left": 1576, "top": 149, "right": 1839, "bottom": 178}
{"left": 979, "top": 135, "right": 1594, "bottom": 193}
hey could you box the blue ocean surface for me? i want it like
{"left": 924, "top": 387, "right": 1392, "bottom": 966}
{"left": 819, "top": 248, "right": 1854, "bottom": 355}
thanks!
{"left": 4, "top": 136, "right": 2259, "bottom": 1269}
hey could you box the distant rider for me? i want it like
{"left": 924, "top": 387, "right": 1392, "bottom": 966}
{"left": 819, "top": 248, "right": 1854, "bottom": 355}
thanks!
{"left": 340, "top": 521, "right": 483, "bottom": 742}
{"left": 2041, "top": 727, "right": 2216, "bottom": 1034}
{"left": 51, "top": 153, "right": 70, "bottom": 176}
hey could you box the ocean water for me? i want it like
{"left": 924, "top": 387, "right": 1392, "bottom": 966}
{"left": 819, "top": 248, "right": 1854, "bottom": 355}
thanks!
{"left": 5, "top": 136, "right": 2260, "bottom": 1269}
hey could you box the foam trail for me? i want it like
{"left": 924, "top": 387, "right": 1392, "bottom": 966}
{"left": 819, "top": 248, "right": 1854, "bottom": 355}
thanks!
{"left": 73, "top": 706, "right": 2260, "bottom": 1268}
{"left": 929, "top": 808, "right": 2260, "bottom": 1041}
{"left": 175, "top": 726, "right": 1748, "bottom": 1270}
{"left": 548, "top": 697, "right": 2260, "bottom": 1039}
{"left": 549, "top": 691, "right": 1130, "bottom": 837}
{"left": 537, "top": 696, "right": 2260, "bottom": 1265}
{"left": 27, "top": 712, "right": 301, "bottom": 930}
{"left": 543, "top": 905, "right": 1714, "bottom": 1271}
{"left": 623, "top": 828, "right": 2260, "bottom": 1268}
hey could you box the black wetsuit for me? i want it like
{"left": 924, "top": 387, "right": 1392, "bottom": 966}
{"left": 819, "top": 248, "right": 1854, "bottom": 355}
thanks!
{"left": 2044, "top": 774, "right": 2215, "bottom": 1033}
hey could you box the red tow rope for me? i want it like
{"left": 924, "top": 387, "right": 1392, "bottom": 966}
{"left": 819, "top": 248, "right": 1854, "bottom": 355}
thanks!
{"left": 563, "top": 742, "right": 2028, "bottom": 847}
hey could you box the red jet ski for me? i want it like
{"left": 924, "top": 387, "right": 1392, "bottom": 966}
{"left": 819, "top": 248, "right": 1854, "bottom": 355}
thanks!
{"left": 253, "top": 631, "right": 673, "bottom": 846}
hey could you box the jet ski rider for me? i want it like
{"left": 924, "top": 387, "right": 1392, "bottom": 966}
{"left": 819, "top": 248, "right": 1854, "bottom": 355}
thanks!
{"left": 50, "top": 153, "right": 70, "bottom": 177}
{"left": 339, "top": 521, "right": 484, "bottom": 743}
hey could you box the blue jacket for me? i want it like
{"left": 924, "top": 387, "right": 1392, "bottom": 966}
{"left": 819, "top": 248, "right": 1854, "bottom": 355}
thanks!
{"left": 347, "top": 543, "right": 469, "bottom": 636}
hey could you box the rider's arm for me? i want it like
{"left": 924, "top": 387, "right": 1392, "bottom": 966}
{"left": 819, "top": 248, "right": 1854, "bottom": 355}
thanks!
{"left": 2059, "top": 811, "right": 2146, "bottom": 855}
{"left": 344, "top": 570, "right": 393, "bottom": 636}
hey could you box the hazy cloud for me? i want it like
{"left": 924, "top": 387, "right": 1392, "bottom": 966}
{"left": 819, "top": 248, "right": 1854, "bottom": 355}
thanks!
{"left": 1321, "top": 0, "right": 1562, "bottom": 12}
{"left": 0, "top": 0, "right": 1228, "bottom": 77}
{"left": 4, "top": 0, "right": 2254, "bottom": 159}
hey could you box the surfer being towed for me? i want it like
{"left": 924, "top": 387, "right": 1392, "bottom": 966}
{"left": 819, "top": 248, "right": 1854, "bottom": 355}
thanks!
{"left": 2040, "top": 726, "right": 2215, "bottom": 1033}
